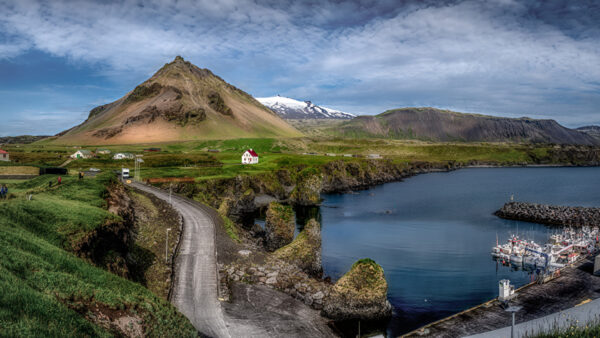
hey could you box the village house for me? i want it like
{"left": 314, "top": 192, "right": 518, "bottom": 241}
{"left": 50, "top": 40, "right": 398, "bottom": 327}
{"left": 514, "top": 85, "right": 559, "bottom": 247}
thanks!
{"left": 70, "top": 149, "right": 94, "bottom": 159}
{"left": 241, "top": 149, "right": 259, "bottom": 164}
{"left": 113, "top": 153, "right": 135, "bottom": 160}
{"left": 96, "top": 148, "right": 111, "bottom": 155}
{"left": 0, "top": 149, "right": 9, "bottom": 162}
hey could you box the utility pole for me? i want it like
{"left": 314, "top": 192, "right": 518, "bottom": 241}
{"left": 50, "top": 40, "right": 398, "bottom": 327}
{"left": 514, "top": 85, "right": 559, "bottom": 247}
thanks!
{"left": 505, "top": 305, "right": 522, "bottom": 338}
{"left": 165, "top": 228, "right": 172, "bottom": 263}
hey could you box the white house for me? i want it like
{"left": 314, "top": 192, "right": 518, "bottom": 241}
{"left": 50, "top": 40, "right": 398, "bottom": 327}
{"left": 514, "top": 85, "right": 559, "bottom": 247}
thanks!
{"left": 113, "top": 153, "right": 135, "bottom": 160}
{"left": 70, "top": 150, "right": 94, "bottom": 159}
{"left": 0, "top": 149, "right": 9, "bottom": 162}
{"left": 241, "top": 149, "right": 259, "bottom": 164}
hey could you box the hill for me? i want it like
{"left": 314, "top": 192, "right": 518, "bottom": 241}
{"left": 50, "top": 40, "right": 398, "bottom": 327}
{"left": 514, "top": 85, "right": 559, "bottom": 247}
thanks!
{"left": 576, "top": 125, "right": 600, "bottom": 140}
{"left": 256, "top": 95, "right": 354, "bottom": 119}
{"left": 335, "top": 107, "right": 598, "bottom": 145}
{"left": 0, "top": 135, "right": 49, "bottom": 144}
{"left": 53, "top": 56, "right": 301, "bottom": 145}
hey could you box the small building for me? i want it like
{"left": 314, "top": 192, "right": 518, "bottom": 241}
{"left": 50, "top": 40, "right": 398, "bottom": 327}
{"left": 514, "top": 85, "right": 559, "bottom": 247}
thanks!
{"left": 0, "top": 149, "right": 9, "bottom": 162}
{"left": 70, "top": 150, "right": 94, "bottom": 159}
{"left": 367, "top": 154, "right": 382, "bottom": 159}
{"left": 113, "top": 153, "right": 135, "bottom": 160}
{"left": 343, "top": 154, "right": 353, "bottom": 157}
{"left": 498, "top": 279, "right": 515, "bottom": 302}
{"left": 242, "top": 149, "right": 259, "bottom": 164}
{"left": 326, "top": 153, "right": 337, "bottom": 157}
{"left": 96, "top": 148, "right": 111, "bottom": 155}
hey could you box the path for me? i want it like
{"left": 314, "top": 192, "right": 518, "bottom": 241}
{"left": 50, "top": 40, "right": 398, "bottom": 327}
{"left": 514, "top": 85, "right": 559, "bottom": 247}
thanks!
{"left": 59, "top": 158, "right": 73, "bottom": 167}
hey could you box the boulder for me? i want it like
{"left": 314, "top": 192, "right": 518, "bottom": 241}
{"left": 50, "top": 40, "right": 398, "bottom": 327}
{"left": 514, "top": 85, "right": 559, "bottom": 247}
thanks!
{"left": 323, "top": 258, "right": 392, "bottom": 321}
{"left": 264, "top": 202, "right": 295, "bottom": 251}
{"left": 273, "top": 219, "right": 322, "bottom": 276}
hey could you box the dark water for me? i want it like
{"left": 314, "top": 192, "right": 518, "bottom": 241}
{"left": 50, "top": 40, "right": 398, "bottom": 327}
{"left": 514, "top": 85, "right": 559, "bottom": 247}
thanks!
{"left": 316, "top": 167, "right": 600, "bottom": 336}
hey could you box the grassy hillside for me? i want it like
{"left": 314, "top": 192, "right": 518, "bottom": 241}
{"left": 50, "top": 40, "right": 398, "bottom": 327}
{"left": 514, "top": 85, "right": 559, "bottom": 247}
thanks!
{"left": 0, "top": 174, "right": 197, "bottom": 336}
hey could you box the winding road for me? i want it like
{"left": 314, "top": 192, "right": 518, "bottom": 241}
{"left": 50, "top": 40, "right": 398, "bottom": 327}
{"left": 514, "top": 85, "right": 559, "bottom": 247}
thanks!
{"left": 131, "top": 182, "right": 231, "bottom": 337}
{"left": 131, "top": 182, "right": 335, "bottom": 337}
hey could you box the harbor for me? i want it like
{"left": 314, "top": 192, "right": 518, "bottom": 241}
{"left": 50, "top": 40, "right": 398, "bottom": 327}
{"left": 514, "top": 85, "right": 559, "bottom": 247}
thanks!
{"left": 402, "top": 226, "right": 600, "bottom": 337}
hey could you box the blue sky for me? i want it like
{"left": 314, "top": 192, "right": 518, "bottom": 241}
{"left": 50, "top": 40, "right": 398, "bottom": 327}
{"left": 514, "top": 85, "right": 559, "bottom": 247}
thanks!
{"left": 0, "top": 0, "right": 599, "bottom": 136}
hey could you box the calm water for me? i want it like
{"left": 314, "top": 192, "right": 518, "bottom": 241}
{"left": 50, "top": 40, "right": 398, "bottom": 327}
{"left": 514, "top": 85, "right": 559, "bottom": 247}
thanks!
{"left": 317, "top": 167, "right": 600, "bottom": 336}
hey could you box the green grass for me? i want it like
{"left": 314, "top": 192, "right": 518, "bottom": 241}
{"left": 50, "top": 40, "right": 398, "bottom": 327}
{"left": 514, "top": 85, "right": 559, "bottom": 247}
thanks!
{"left": 0, "top": 172, "right": 197, "bottom": 336}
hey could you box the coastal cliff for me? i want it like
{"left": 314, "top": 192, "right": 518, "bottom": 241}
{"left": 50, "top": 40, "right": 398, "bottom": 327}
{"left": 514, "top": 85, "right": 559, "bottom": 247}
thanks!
{"left": 496, "top": 202, "right": 600, "bottom": 227}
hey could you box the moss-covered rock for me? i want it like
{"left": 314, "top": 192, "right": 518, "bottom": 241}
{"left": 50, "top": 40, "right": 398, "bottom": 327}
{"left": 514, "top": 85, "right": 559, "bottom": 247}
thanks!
{"left": 273, "top": 219, "right": 322, "bottom": 276}
{"left": 264, "top": 202, "right": 295, "bottom": 251}
{"left": 290, "top": 169, "right": 323, "bottom": 206}
{"left": 323, "top": 258, "right": 392, "bottom": 321}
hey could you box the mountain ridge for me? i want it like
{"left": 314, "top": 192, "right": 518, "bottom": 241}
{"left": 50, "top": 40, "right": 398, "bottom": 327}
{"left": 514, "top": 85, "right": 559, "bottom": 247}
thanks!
{"left": 335, "top": 107, "right": 598, "bottom": 145}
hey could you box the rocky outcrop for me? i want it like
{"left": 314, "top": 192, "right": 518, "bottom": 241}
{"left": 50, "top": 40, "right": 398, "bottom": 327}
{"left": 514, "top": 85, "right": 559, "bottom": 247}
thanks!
{"left": 264, "top": 202, "right": 295, "bottom": 251}
{"left": 496, "top": 202, "right": 600, "bottom": 227}
{"left": 323, "top": 259, "right": 392, "bottom": 321}
{"left": 274, "top": 219, "right": 322, "bottom": 276}
{"left": 221, "top": 259, "right": 331, "bottom": 310}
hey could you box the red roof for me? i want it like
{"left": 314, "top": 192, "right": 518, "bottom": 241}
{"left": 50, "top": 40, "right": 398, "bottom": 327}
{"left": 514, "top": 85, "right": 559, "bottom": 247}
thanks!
{"left": 246, "top": 149, "right": 258, "bottom": 157}
{"left": 0, "top": 149, "right": 7, "bottom": 154}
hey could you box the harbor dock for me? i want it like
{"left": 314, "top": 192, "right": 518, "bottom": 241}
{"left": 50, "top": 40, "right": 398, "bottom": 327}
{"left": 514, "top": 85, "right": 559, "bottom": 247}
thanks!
{"left": 402, "top": 256, "right": 600, "bottom": 337}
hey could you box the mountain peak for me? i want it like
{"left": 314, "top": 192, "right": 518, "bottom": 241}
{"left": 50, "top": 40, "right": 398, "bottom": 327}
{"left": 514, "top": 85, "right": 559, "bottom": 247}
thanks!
{"left": 257, "top": 95, "right": 355, "bottom": 120}
{"left": 52, "top": 59, "right": 301, "bottom": 144}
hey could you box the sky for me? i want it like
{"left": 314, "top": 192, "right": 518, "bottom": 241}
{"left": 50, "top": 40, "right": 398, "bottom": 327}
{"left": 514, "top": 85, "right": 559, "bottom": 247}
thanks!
{"left": 0, "top": 0, "right": 599, "bottom": 136}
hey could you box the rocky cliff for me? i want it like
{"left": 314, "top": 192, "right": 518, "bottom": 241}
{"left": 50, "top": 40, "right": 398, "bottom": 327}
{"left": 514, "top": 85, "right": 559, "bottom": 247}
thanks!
{"left": 264, "top": 202, "right": 295, "bottom": 251}
{"left": 274, "top": 219, "right": 322, "bottom": 276}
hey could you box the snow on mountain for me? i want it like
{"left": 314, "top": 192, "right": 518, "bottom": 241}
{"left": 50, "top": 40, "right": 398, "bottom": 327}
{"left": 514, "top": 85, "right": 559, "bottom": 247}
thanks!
{"left": 256, "top": 95, "right": 355, "bottom": 119}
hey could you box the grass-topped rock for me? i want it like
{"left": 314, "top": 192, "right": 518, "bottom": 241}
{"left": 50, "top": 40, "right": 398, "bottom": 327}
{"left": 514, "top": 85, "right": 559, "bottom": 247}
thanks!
{"left": 264, "top": 202, "right": 295, "bottom": 251}
{"left": 323, "top": 258, "right": 392, "bottom": 321}
{"left": 273, "top": 218, "right": 322, "bottom": 276}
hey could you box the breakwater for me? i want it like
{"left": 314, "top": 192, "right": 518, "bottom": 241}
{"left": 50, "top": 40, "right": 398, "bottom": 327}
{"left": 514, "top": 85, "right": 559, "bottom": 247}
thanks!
{"left": 496, "top": 202, "right": 600, "bottom": 227}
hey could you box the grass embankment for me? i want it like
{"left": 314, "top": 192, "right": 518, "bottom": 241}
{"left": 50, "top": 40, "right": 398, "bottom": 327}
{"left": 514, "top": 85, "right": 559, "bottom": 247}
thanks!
{"left": 128, "top": 190, "right": 182, "bottom": 299}
{"left": 0, "top": 174, "right": 197, "bottom": 336}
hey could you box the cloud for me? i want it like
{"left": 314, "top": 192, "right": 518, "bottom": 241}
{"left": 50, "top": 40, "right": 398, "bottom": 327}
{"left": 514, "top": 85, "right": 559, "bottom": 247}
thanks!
{"left": 0, "top": 0, "right": 599, "bottom": 134}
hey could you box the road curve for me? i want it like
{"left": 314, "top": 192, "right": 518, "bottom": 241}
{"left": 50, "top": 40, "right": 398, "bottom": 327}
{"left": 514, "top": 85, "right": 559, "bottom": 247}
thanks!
{"left": 131, "top": 182, "right": 231, "bottom": 337}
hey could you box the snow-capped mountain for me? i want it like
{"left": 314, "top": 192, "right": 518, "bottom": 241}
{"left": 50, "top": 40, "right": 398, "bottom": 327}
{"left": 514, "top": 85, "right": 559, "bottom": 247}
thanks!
{"left": 256, "top": 95, "right": 355, "bottom": 119}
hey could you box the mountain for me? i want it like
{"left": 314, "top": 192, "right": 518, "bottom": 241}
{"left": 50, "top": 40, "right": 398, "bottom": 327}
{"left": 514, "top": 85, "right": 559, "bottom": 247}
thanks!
{"left": 256, "top": 96, "right": 355, "bottom": 119}
{"left": 0, "top": 135, "right": 49, "bottom": 144}
{"left": 336, "top": 107, "right": 598, "bottom": 145}
{"left": 576, "top": 125, "right": 600, "bottom": 140}
{"left": 53, "top": 56, "right": 302, "bottom": 144}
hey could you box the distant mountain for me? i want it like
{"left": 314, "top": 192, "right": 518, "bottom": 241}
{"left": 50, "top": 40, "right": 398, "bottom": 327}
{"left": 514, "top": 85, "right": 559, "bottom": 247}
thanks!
{"left": 52, "top": 56, "right": 301, "bottom": 145}
{"left": 576, "top": 125, "right": 600, "bottom": 140}
{"left": 256, "top": 96, "right": 355, "bottom": 119}
{"left": 336, "top": 107, "right": 598, "bottom": 145}
{"left": 0, "top": 135, "right": 49, "bottom": 144}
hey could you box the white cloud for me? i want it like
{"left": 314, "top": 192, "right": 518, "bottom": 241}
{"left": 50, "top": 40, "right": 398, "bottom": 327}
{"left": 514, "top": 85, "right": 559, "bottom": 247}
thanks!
{"left": 0, "top": 0, "right": 599, "bottom": 131}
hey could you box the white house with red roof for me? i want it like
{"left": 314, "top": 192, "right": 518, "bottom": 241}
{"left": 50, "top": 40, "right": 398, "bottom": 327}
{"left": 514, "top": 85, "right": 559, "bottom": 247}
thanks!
{"left": 242, "top": 149, "right": 259, "bottom": 164}
{"left": 0, "top": 149, "right": 9, "bottom": 162}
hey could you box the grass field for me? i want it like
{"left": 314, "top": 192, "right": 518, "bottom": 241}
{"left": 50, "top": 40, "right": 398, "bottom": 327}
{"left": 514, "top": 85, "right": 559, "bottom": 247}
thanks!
{"left": 0, "top": 173, "right": 197, "bottom": 336}
{"left": 0, "top": 137, "right": 574, "bottom": 183}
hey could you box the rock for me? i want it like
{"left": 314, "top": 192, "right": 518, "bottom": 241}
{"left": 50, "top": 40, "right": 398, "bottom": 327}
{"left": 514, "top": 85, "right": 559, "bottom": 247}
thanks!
{"left": 259, "top": 277, "right": 266, "bottom": 283}
{"left": 323, "top": 258, "right": 392, "bottom": 321}
{"left": 273, "top": 219, "right": 322, "bottom": 276}
{"left": 264, "top": 202, "right": 295, "bottom": 251}
{"left": 290, "top": 170, "right": 323, "bottom": 206}
{"left": 238, "top": 250, "right": 252, "bottom": 257}
{"left": 313, "top": 291, "right": 324, "bottom": 300}
{"left": 266, "top": 277, "right": 277, "bottom": 285}
{"left": 266, "top": 271, "right": 279, "bottom": 278}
